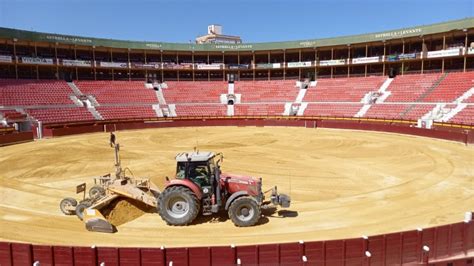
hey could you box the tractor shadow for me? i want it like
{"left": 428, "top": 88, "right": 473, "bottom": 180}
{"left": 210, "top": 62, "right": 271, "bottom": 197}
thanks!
{"left": 190, "top": 211, "right": 229, "bottom": 225}
{"left": 262, "top": 206, "right": 299, "bottom": 218}
{"left": 189, "top": 207, "right": 298, "bottom": 226}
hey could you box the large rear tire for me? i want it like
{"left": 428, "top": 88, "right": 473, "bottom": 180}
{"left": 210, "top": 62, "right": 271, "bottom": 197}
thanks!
{"left": 158, "top": 186, "right": 199, "bottom": 225}
{"left": 228, "top": 196, "right": 261, "bottom": 227}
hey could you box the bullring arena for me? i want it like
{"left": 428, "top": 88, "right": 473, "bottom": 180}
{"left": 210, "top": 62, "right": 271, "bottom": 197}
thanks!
{"left": 1, "top": 17, "right": 474, "bottom": 265}
{"left": 1, "top": 126, "right": 473, "bottom": 248}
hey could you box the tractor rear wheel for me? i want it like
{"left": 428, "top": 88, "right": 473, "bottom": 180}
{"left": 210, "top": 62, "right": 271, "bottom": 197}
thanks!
{"left": 59, "top": 197, "right": 77, "bottom": 215}
{"left": 158, "top": 186, "right": 199, "bottom": 226}
{"left": 228, "top": 196, "right": 261, "bottom": 227}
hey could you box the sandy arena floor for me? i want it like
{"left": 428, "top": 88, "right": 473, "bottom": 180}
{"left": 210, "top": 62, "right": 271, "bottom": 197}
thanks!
{"left": 0, "top": 127, "right": 472, "bottom": 247}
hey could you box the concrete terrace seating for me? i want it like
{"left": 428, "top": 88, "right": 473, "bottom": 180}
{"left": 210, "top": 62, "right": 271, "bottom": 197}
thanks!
{"left": 403, "top": 104, "right": 436, "bottom": 120}
{"left": 75, "top": 81, "right": 157, "bottom": 104}
{"left": 385, "top": 73, "right": 442, "bottom": 102}
{"left": 364, "top": 104, "right": 407, "bottom": 119}
{"left": 0, "top": 79, "right": 74, "bottom": 106}
{"left": 304, "top": 103, "right": 362, "bottom": 117}
{"left": 304, "top": 76, "right": 385, "bottom": 102}
{"left": 0, "top": 109, "right": 26, "bottom": 120}
{"left": 422, "top": 72, "right": 474, "bottom": 103}
{"left": 96, "top": 106, "right": 156, "bottom": 120}
{"left": 163, "top": 81, "right": 226, "bottom": 103}
{"left": 234, "top": 104, "right": 284, "bottom": 116}
{"left": 235, "top": 80, "right": 298, "bottom": 102}
{"left": 26, "top": 108, "right": 95, "bottom": 123}
{"left": 449, "top": 105, "right": 474, "bottom": 125}
{"left": 175, "top": 104, "right": 226, "bottom": 116}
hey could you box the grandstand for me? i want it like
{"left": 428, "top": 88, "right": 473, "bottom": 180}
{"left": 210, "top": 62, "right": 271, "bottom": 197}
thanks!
{"left": 1, "top": 71, "right": 473, "bottom": 126}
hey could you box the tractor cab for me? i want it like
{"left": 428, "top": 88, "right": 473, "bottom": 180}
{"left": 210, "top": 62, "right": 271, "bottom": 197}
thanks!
{"left": 175, "top": 151, "right": 221, "bottom": 189}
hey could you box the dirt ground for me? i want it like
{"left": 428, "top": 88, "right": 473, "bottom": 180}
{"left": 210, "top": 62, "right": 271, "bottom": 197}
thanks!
{"left": 0, "top": 127, "right": 472, "bottom": 247}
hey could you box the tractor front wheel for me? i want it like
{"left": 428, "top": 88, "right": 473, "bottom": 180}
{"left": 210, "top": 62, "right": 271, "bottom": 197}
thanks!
{"left": 228, "top": 196, "right": 261, "bottom": 227}
{"left": 158, "top": 186, "right": 199, "bottom": 226}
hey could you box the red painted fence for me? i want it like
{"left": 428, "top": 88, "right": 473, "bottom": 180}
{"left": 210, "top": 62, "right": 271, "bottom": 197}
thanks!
{"left": 0, "top": 221, "right": 473, "bottom": 265}
{"left": 1, "top": 117, "right": 473, "bottom": 265}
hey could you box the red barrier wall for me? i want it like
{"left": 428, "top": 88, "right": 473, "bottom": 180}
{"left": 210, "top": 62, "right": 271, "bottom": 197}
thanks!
{"left": 0, "top": 131, "right": 34, "bottom": 146}
{"left": 0, "top": 221, "right": 472, "bottom": 265}
{"left": 2, "top": 118, "right": 473, "bottom": 265}
{"left": 44, "top": 118, "right": 473, "bottom": 145}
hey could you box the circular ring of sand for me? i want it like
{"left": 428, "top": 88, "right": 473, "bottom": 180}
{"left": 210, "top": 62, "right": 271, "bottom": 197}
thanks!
{"left": 0, "top": 127, "right": 472, "bottom": 247}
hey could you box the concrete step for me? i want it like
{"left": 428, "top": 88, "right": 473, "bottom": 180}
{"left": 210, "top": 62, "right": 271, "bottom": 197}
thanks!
{"left": 295, "top": 88, "right": 307, "bottom": 103}
{"left": 377, "top": 78, "right": 394, "bottom": 93}
{"left": 354, "top": 104, "right": 371, "bottom": 117}
{"left": 67, "top": 82, "right": 84, "bottom": 96}
{"left": 296, "top": 102, "right": 308, "bottom": 116}
{"left": 441, "top": 103, "right": 467, "bottom": 122}
{"left": 152, "top": 104, "right": 164, "bottom": 117}
{"left": 88, "top": 107, "right": 103, "bottom": 120}
{"left": 227, "top": 105, "right": 234, "bottom": 116}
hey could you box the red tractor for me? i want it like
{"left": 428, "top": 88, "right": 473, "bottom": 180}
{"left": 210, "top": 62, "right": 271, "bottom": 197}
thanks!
{"left": 158, "top": 151, "right": 291, "bottom": 227}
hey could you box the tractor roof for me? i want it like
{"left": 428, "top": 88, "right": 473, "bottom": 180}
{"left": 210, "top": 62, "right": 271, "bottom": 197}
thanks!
{"left": 175, "top": 151, "right": 215, "bottom": 162}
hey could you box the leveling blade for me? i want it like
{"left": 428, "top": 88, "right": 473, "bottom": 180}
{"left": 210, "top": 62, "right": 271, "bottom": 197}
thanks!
{"left": 83, "top": 209, "right": 115, "bottom": 233}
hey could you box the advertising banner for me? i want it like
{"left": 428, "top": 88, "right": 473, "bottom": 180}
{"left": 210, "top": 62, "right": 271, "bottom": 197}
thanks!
{"left": 181, "top": 63, "right": 194, "bottom": 70}
{"left": 21, "top": 57, "right": 54, "bottom": 65}
{"left": 99, "top": 61, "right": 128, "bottom": 68}
{"left": 228, "top": 64, "right": 250, "bottom": 70}
{"left": 398, "top": 53, "right": 417, "bottom": 60}
{"left": 196, "top": 64, "right": 222, "bottom": 70}
{"left": 386, "top": 55, "right": 398, "bottom": 62}
{"left": 62, "top": 59, "right": 92, "bottom": 67}
{"left": 256, "top": 63, "right": 272, "bottom": 69}
{"left": 467, "top": 47, "right": 474, "bottom": 55}
{"left": 427, "top": 49, "right": 461, "bottom": 58}
{"left": 318, "top": 59, "right": 346, "bottom": 66}
{"left": 0, "top": 55, "right": 12, "bottom": 63}
{"left": 162, "top": 63, "right": 179, "bottom": 69}
{"left": 352, "top": 56, "right": 380, "bottom": 64}
{"left": 256, "top": 63, "right": 281, "bottom": 69}
{"left": 287, "top": 61, "right": 312, "bottom": 68}
{"left": 131, "top": 62, "right": 161, "bottom": 69}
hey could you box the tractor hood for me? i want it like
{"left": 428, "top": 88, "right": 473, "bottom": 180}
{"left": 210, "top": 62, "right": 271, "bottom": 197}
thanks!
{"left": 220, "top": 173, "right": 261, "bottom": 196}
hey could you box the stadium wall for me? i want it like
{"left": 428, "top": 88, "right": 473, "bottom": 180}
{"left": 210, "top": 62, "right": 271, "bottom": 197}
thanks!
{"left": 0, "top": 221, "right": 473, "bottom": 265}
{"left": 1, "top": 118, "right": 474, "bottom": 265}
{"left": 0, "top": 131, "right": 34, "bottom": 146}
{"left": 39, "top": 118, "right": 474, "bottom": 145}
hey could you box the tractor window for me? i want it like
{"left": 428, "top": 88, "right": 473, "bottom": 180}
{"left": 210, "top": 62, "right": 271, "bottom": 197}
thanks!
{"left": 176, "top": 163, "right": 186, "bottom": 179}
{"left": 188, "top": 162, "right": 210, "bottom": 187}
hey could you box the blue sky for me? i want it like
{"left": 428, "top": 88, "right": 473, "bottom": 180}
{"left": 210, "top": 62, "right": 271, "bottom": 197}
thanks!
{"left": 0, "top": 0, "right": 472, "bottom": 43}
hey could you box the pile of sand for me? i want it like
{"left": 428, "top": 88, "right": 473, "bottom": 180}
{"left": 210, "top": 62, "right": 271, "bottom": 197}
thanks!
{"left": 102, "top": 198, "right": 154, "bottom": 226}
